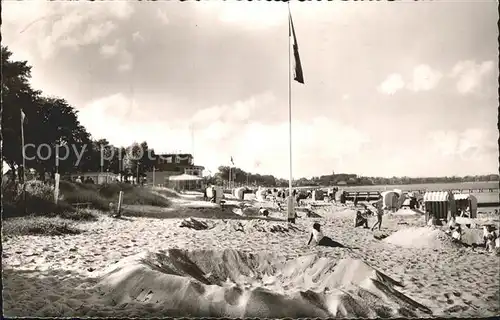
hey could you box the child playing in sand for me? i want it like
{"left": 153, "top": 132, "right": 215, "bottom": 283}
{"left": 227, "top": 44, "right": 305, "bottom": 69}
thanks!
{"left": 371, "top": 199, "right": 384, "bottom": 231}
{"left": 259, "top": 207, "right": 269, "bottom": 217}
{"left": 483, "top": 225, "right": 497, "bottom": 252}
{"left": 427, "top": 213, "right": 437, "bottom": 227}
{"left": 307, "top": 223, "right": 324, "bottom": 246}
{"left": 355, "top": 211, "right": 369, "bottom": 228}
{"left": 448, "top": 216, "right": 457, "bottom": 229}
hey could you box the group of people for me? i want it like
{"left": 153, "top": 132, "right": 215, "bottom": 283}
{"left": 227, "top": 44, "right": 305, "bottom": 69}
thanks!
{"left": 442, "top": 215, "right": 499, "bottom": 252}
{"left": 354, "top": 198, "right": 384, "bottom": 231}
{"left": 203, "top": 186, "right": 220, "bottom": 203}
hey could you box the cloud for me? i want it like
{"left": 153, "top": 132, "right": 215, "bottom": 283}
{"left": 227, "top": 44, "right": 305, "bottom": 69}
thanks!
{"left": 132, "top": 31, "right": 144, "bottom": 42}
{"left": 191, "top": 92, "right": 276, "bottom": 125}
{"left": 377, "top": 73, "right": 405, "bottom": 95}
{"left": 428, "top": 128, "right": 498, "bottom": 161}
{"left": 407, "top": 64, "right": 442, "bottom": 92}
{"left": 450, "top": 60, "right": 495, "bottom": 95}
{"left": 117, "top": 52, "right": 133, "bottom": 72}
{"left": 3, "top": 1, "right": 497, "bottom": 177}
{"left": 98, "top": 40, "right": 133, "bottom": 71}
{"left": 99, "top": 40, "right": 121, "bottom": 58}
{"left": 78, "top": 92, "right": 369, "bottom": 178}
{"left": 4, "top": 1, "right": 134, "bottom": 60}
{"left": 197, "top": 1, "right": 284, "bottom": 29}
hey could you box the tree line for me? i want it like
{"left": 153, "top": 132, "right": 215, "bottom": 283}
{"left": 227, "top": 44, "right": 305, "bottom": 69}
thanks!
{"left": 206, "top": 166, "right": 499, "bottom": 188}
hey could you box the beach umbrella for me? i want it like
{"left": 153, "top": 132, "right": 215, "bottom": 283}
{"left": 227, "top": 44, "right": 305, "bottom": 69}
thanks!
{"left": 169, "top": 173, "right": 203, "bottom": 190}
{"left": 169, "top": 173, "right": 203, "bottom": 181}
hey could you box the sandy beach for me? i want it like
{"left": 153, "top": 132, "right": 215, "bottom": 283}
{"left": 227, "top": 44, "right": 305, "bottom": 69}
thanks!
{"left": 3, "top": 194, "right": 499, "bottom": 318}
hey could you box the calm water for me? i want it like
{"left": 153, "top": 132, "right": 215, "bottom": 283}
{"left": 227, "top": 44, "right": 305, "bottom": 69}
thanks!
{"left": 334, "top": 181, "right": 499, "bottom": 192}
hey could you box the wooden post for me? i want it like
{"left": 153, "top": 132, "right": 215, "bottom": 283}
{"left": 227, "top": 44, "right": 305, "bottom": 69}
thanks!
{"left": 152, "top": 167, "right": 156, "bottom": 186}
{"left": 116, "top": 191, "right": 124, "bottom": 217}
{"left": 54, "top": 173, "right": 60, "bottom": 204}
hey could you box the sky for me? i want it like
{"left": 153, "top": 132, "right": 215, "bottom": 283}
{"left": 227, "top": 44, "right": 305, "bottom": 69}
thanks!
{"left": 3, "top": 0, "right": 499, "bottom": 179}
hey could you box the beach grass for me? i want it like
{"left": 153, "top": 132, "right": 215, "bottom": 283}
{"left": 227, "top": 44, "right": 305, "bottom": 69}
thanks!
{"left": 3, "top": 181, "right": 173, "bottom": 220}
{"left": 3, "top": 216, "right": 83, "bottom": 236}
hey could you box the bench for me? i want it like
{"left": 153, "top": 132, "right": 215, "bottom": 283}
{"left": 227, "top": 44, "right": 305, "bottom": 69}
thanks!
{"left": 345, "top": 191, "right": 381, "bottom": 201}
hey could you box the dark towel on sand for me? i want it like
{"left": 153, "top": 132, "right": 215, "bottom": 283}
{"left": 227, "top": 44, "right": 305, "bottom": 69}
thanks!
{"left": 318, "top": 236, "right": 346, "bottom": 248}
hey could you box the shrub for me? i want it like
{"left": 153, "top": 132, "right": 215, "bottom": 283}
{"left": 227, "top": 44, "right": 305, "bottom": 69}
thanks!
{"left": 122, "top": 188, "right": 171, "bottom": 207}
{"left": 61, "top": 188, "right": 110, "bottom": 211}
{"left": 21, "top": 180, "right": 56, "bottom": 202}
{"left": 4, "top": 179, "right": 173, "bottom": 219}
{"left": 152, "top": 187, "right": 179, "bottom": 198}
{"left": 2, "top": 180, "right": 76, "bottom": 218}
{"left": 58, "top": 209, "right": 99, "bottom": 221}
{"left": 58, "top": 180, "right": 79, "bottom": 193}
{"left": 98, "top": 182, "right": 134, "bottom": 198}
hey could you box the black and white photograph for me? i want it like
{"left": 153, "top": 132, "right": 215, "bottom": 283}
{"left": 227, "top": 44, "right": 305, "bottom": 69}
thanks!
{"left": 1, "top": 0, "right": 499, "bottom": 318}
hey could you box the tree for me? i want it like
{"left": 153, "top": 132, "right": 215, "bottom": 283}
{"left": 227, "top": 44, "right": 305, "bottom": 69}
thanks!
{"left": 29, "top": 97, "right": 92, "bottom": 179}
{"left": 122, "top": 141, "right": 151, "bottom": 182}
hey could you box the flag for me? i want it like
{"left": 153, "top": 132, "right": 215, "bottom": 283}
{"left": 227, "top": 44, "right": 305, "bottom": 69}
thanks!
{"left": 230, "top": 156, "right": 234, "bottom": 165}
{"left": 289, "top": 12, "right": 304, "bottom": 84}
{"left": 20, "top": 109, "right": 26, "bottom": 123}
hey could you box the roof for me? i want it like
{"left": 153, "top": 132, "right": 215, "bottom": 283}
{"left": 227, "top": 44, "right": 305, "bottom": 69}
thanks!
{"left": 381, "top": 190, "right": 398, "bottom": 197}
{"left": 186, "top": 165, "right": 205, "bottom": 170}
{"left": 158, "top": 153, "right": 193, "bottom": 158}
{"left": 423, "top": 191, "right": 451, "bottom": 202}
{"left": 70, "top": 172, "right": 118, "bottom": 176}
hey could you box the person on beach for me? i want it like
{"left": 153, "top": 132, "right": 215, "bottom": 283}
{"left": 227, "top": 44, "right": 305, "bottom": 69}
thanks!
{"left": 259, "top": 207, "right": 269, "bottom": 217}
{"left": 447, "top": 216, "right": 457, "bottom": 231}
{"left": 483, "top": 225, "right": 497, "bottom": 251}
{"left": 353, "top": 193, "right": 359, "bottom": 207}
{"left": 340, "top": 191, "right": 347, "bottom": 205}
{"left": 355, "top": 211, "right": 369, "bottom": 228}
{"left": 371, "top": 198, "right": 384, "bottom": 231}
{"left": 307, "top": 223, "right": 346, "bottom": 248}
{"left": 427, "top": 212, "right": 437, "bottom": 227}
{"left": 328, "top": 188, "right": 337, "bottom": 203}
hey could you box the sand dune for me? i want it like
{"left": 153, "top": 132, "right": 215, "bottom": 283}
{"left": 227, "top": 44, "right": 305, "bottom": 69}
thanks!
{"left": 94, "top": 249, "right": 431, "bottom": 318}
{"left": 384, "top": 227, "right": 460, "bottom": 249}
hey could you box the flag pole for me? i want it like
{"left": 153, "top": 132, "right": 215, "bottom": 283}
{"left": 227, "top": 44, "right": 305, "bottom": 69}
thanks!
{"left": 287, "top": 2, "right": 294, "bottom": 223}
